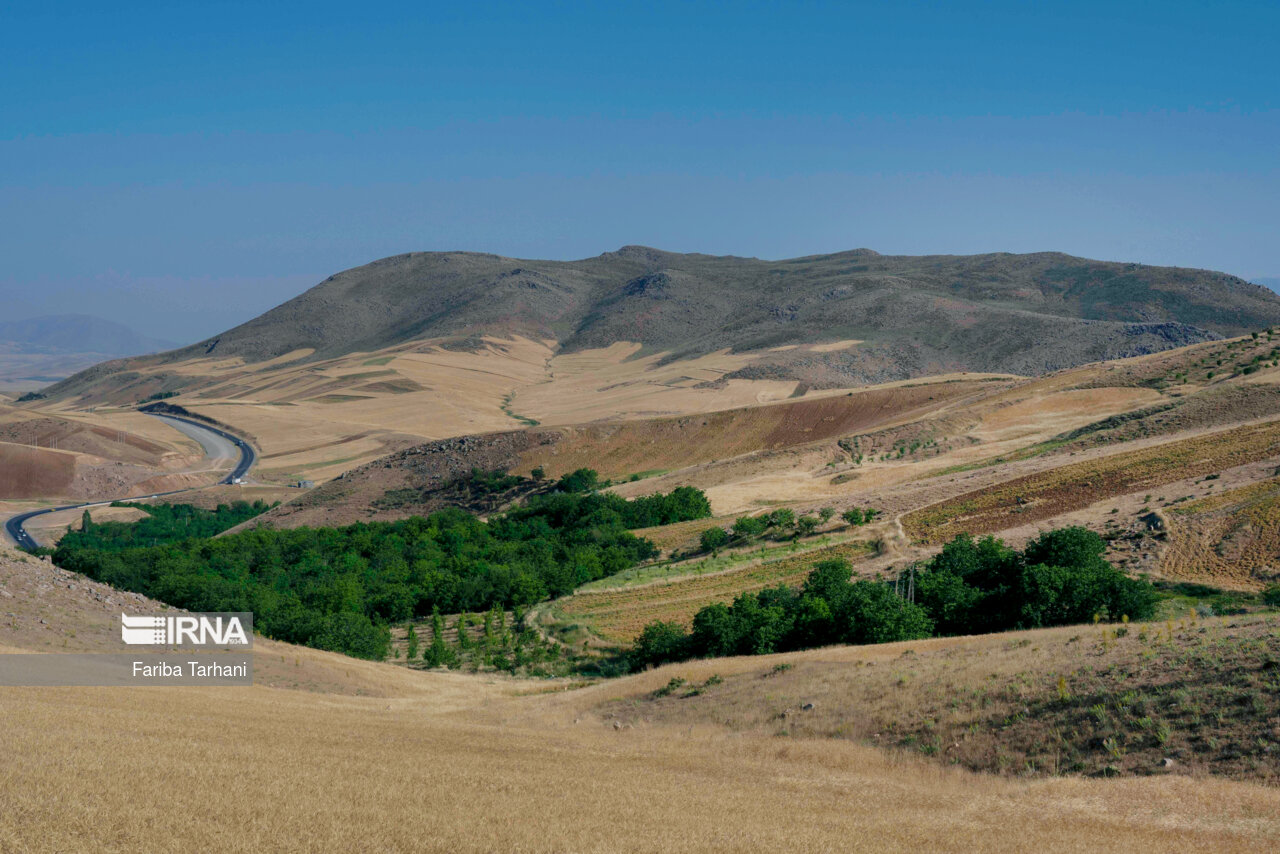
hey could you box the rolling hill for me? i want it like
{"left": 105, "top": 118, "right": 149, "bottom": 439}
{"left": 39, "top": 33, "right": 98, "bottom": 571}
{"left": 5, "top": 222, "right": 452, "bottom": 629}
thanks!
{"left": 42, "top": 247, "right": 1280, "bottom": 401}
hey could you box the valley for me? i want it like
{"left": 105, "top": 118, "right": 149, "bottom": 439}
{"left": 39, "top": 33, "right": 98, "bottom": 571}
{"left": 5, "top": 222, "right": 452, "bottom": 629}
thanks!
{"left": 6, "top": 248, "right": 1280, "bottom": 850}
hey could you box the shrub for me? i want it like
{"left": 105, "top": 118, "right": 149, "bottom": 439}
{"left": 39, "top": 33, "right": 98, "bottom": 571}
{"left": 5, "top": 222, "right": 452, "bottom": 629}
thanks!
{"left": 767, "top": 508, "right": 796, "bottom": 529}
{"left": 732, "top": 515, "right": 767, "bottom": 540}
{"left": 1263, "top": 585, "right": 1280, "bottom": 608}
{"left": 632, "top": 621, "right": 692, "bottom": 668}
{"left": 699, "top": 527, "right": 730, "bottom": 553}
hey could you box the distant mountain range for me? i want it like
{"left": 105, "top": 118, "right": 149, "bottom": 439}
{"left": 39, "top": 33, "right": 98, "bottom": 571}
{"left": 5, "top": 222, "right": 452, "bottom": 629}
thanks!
{"left": 43, "top": 247, "right": 1280, "bottom": 398}
{"left": 0, "top": 314, "right": 177, "bottom": 391}
{"left": 0, "top": 314, "right": 176, "bottom": 356}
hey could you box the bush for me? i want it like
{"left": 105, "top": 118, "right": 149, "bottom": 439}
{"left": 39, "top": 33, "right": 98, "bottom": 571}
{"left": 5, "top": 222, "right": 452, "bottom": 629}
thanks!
{"left": 632, "top": 621, "right": 691, "bottom": 668}
{"left": 1262, "top": 585, "right": 1280, "bottom": 608}
{"left": 767, "top": 508, "right": 795, "bottom": 530}
{"left": 556, "top": 468, "right": 600, "bottom": 493}
{"left": 732, "top": 515, "right": 767, "bottom": 540}
{"left": 699, "top": 527, "right": 730, "bottom": 553}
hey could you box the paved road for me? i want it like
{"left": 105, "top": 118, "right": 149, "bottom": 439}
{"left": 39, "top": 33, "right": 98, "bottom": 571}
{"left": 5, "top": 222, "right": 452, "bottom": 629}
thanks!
{"left": 3, "top": 414, "right": 255, "bottom": 550}
{"left": 152, "top": 414, "right": 240, "bottom": 466}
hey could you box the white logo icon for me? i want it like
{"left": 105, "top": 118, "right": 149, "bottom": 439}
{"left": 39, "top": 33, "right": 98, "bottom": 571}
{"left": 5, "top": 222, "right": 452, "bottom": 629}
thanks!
{"left": 120, "top": 613, "right": 250, "bottom": 647}
{"left": 121, "top": 613, "right": 167, "bottom": 644}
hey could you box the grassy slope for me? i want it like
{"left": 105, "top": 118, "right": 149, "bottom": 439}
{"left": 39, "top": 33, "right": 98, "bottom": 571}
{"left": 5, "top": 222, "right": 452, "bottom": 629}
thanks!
{"left": 601, "top": 614, "right": 1280, "bottom": 782}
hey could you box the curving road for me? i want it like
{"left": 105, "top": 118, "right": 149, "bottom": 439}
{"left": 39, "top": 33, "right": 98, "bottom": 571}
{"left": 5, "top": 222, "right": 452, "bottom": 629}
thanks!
{"left": 3, "top": 413, "right": 255, "bottom": 550}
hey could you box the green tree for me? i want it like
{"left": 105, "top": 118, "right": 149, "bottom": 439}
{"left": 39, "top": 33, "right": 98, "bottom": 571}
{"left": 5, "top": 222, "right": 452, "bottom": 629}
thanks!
{"left": 405, "top": 624, "right": 419, "bottom": 660}
{"left": 424, "top": 608, "right": 455, "bottom": 667}
{"left": 556, "top": 468, "right": 600, "bottom": 493}
{"left": 700, "top": 527, "right": 730, "bottom": 553}
{"left": 838, "top": 581, "right": 933, "bottom": 644}
{"left": 768, "top": 508, "right": 796, "bottom": 530}
{"left": 732, "top": 515, "right": 767, "bottom": 541}
{"left": 841, "top": 508, "right": 863, "bottom": 526}
{"left": 456, "top": 612, "right": 470, "bottom": 650}
{"left": 631, "top": 621, "right": 690, "bottom": 668}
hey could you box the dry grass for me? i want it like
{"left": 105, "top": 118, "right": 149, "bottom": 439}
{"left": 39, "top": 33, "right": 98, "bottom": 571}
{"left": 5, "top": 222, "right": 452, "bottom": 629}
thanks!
{"left": 7, "top": 676, "right": 1280, "bottom": 853}
{"left": 602, "top": 616, "right": 1280, "bottom": 782}
{"left": 1160, "top": 478, "right": 1280, "bottom": 588}
{"left": 517, "top": 378, "right": 993, "bottom": 481}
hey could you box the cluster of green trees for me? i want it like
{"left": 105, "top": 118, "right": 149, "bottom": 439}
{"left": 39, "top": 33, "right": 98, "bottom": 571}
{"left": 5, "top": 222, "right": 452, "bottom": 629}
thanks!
{"left": 62, "top": 501, "right": 273, "bottom": 551}
{"left": 698, "top": 506, "right": 877, "bottom": 553}
{"left": 840, "top": 507, "right": 878, "bottom": 526}
{"left": 512, "top": 486, "right": 710, "bottom": 531}
{"left": 54, "top": 483, "right": 711, "bottom": 661}
{"left": 633, "top": 527, "right": 1156, "bottom": 668}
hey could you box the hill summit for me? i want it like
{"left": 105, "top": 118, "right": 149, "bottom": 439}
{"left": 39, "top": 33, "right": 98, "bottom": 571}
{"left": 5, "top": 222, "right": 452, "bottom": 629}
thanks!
{"left": 45, "top": 247, "right": 1280, "bottom": 395}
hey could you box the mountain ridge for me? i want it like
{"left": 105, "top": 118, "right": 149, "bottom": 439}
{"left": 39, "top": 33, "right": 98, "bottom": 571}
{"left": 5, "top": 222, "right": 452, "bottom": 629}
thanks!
{"left": 41, "top": 247, "right": 1280, "bottom": 399}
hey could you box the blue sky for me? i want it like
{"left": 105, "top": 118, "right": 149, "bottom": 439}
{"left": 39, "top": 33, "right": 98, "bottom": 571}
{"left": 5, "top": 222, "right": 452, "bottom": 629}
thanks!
{"left": 2, "top": 1, "right": 1277, "bottom": 342}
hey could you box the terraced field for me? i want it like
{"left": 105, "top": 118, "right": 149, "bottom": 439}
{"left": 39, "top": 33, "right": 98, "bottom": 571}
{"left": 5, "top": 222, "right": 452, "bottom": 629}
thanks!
{"left": 903, "top": 418, "right": 1280, "bottom": 544}
{"left": 552, "top": 540, "right": 876, "bottom": 643}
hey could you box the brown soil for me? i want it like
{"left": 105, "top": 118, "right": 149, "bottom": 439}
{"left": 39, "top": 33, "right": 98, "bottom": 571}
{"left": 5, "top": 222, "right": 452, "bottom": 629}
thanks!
{"left": 0, "top": 444, "right": 75, "bottom": 498}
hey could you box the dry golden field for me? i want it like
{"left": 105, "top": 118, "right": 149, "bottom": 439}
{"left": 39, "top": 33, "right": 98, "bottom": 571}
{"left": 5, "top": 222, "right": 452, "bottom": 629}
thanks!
{"left": 3, "top": 537, "right": 1280, "bottom": 853}
{"left": 9, "top": 672, "right": 1280, "bottom": 854}
{"left": 1160, "top": 478, "right": 1280, "bottom": 588}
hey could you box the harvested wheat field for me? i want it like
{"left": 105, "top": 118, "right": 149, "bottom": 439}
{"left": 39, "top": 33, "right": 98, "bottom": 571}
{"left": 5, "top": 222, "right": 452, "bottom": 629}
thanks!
{"left": 1160, "top": 478, "right": 1280, "bottom": 589}
{"left": 0, "top": 443, "right": 76, "bottom": 498}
